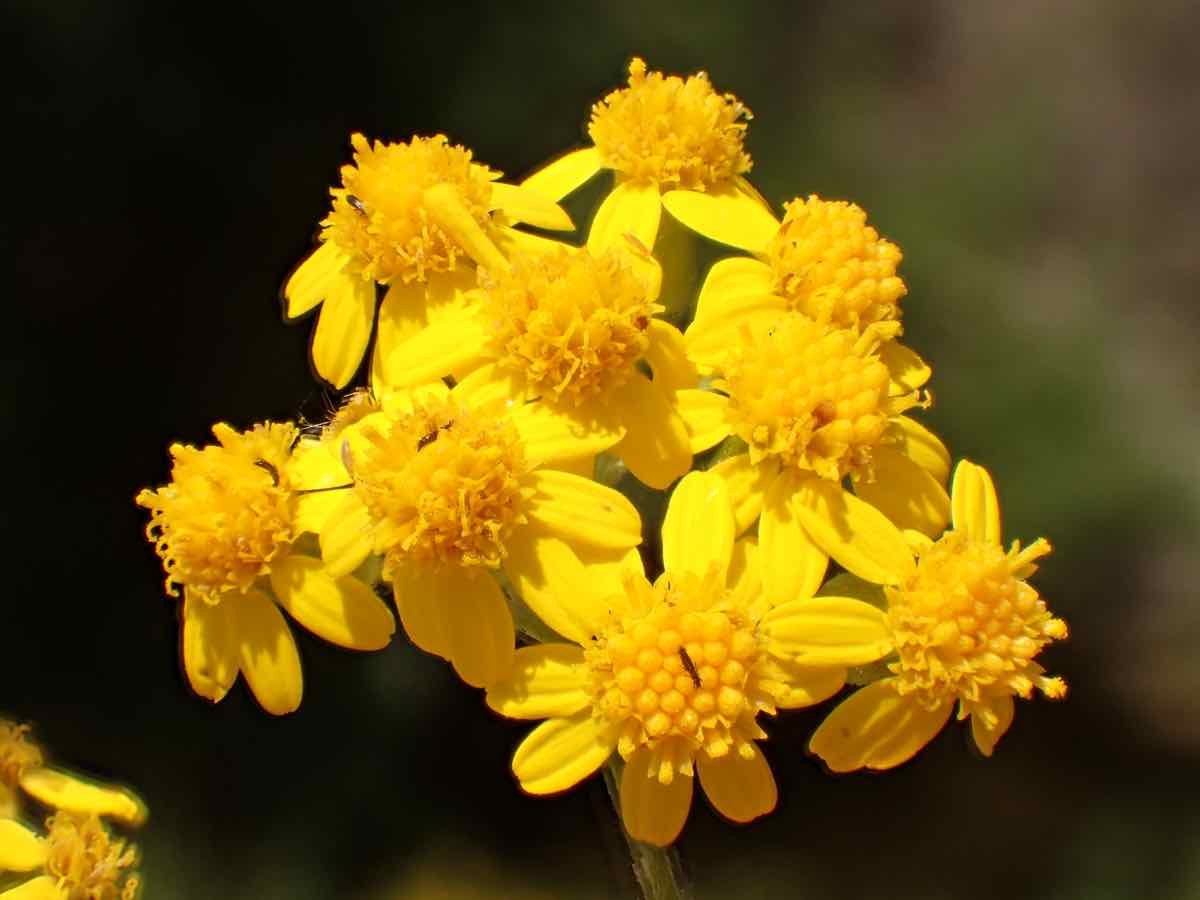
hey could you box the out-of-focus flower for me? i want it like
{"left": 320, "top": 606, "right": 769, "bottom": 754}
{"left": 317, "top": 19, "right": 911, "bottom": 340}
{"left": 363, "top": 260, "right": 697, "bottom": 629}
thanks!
{"left": 291, "top": 381, "right": 641, "bottom": 687}
{"left": 0, "top": 813, "right": 141, "bottom": 899}
{"left": 810, "top": 461, "right": 1068, "bottom": 770}
{"left": 486, "top": 471, "right": 892, "bottom": 845}
{"left": 284, "top": 134, "right": 574, "bottom": 389}
{"left": 136, "top": 422, "right": 395, "bottom": 714}
{"left": 521, "top": 58, "right": 778, "bottom": 254}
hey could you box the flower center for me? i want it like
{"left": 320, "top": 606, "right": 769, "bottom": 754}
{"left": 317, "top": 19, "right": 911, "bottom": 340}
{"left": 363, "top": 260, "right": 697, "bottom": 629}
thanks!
{"left": 351, "top": 399, "right": 529, "bottom": 573}
{"left": 136, "top": 423, "right": 297, "bottom": 601}
{"left": 321, "top": 134, "right": 496, "bottom": 285}
{"left": 0, "top": 721, "right": 42, "bottom": 788}
{"left": 886, "top": 534, "right": 1067, "bottom": 708}
{"left": 722, "top": 314, "right": 903, "bottom": 480}
{"left": 44, "top": 813, "right": 140, "bottom": 900}
{"left": 588, "top": 57, "right": 752, "bottom": 191}
{"left": 765, "top": 195, "right": 907, "bottom": 330}
{"left": 481, "top": 247, "right": 660, "bottom": 405}
{"left": 587, "top": 572, "right": 764, "bottom": 763}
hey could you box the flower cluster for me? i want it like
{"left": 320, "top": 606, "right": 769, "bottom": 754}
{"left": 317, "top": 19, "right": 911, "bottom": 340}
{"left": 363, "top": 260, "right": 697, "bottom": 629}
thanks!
{"left": 137, "top": 57, "right": 1068, "bottom": 849}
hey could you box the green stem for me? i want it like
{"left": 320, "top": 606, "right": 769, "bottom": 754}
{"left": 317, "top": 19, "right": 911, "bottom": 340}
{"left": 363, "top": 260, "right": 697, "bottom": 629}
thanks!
{"left": 602, "top": 758, "right": 692, "bottom": 900}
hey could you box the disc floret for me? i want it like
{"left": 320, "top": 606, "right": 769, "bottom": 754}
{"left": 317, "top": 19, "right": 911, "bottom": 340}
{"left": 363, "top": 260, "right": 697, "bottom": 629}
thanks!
{"left": 43, "top": 813, "right": 141, "bottom": 900}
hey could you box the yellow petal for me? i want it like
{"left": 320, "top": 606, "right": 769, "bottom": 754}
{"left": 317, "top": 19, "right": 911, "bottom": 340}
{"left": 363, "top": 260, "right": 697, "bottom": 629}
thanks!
{"left": 890, "top": 416, "right": 950, "bottom": 484}
{"left": 486, "top": 644, "right": 591, "bottom": 720}
{"left": 293, "top": 488, "right": 351, "bottom": 537}
{"left": 692, "top": 257, "right": 776, "bottom": 325}
{"left": 610, "top": 374, "right": 692, "bottom": 490}
{"left": 493, "top": 225, "right": 576, "bottom": 259}
{"left": 662, "top": 471, "right": 734, "bottom": 580}
{"left": 763, "top": 597, "right": 893, "bottom": 666}
{"left": 971, "top": 695, "right": 1016, "bottom": 757}
{"left": 791, "top": 475, "right": 915, "bottom": 585}
{"left": 520, "top": 147, "right": 604, "bottom": 202}
{"left": 181, "top": 589, "right": 238, "bottom": 704}
{"left": 697, "top": 746, "right": 777, "bottom": 824}
{"left": 757, "top": 656, "right": 846, "bottom": 709}
{"left": 440, "top": 568, "right": 514, "bottom": 688}
{"left": 509, "top": 402, "right": 624, "bottom": 468}
{"left": 685, "top": 292, "right": 786, "bottom": 371}
{"left": 759, "top": 469, "right": 828, "bottom": 605}
{"left": 526, "top": 470, "right": 642, "bottom": 550}
{"left": 661, "top": 186, "right": 780, "bottom": 254}
{"left": 951, "top": 460, "right": 1002, "bottom": 544}
{"left": 422, "top": 267, "right": 478, "bottom": 324}
{"left": 284, "top": 241, "right": 349, "bottom": 319}
{"left": 379, "top": 310, "right": 490, "bottom": 390}
{"left": 312, "top": 493, "right": 374, "bottom": 577}
{"left": 708, "top": 453, "right": 772, "bottom": 535}
{"left": 503, "top": 531, "right": 615, "bottom": 644}
{"left": 17, "top": 767, "right": 146, "bottom": 828}
{"left": 512, "top": 711, "right": 617, "bottom": 795}
{"left": 642, "top": 320, "right": 697, "bottom": 393}
{"left": 371, "top": 279, "right": 430, "bottom": 394}
{"left": 0, "top": 876, "right": 63, "bottom": 900}
{"left": 451, "top": 362, "right": 531, "bottom": 409}
{"left": 0, "top": 821, "right": 47, "bottom": 872}
{"left": 269, "top": 554, "right": 394, "bottom": 651}
{"left": 390, "top": 562, "right": 451, "bottom": 658}
{"left": 232, "top": 590, "right": 303, "bottom": 716}
{"left": 676, "top": 389, "right": 731, "bottom": 454}
{"left": 422, "top": 183, "right": 508, "bottom": 274}
{"left": 588, "top": 180, "right": 662, "bottom": 256}
{"left": 854, "top": 445, "right": 951, "bottom": 538}
{"left": 809, "top": 680, "right": 953, "bottom": 773}
{"left": 310, "top": 272, "right": 374, "bottom": 389}
{"left": 815, "top": 572, "right": 886, "bottom": 608}
{"left": 879, "top": 340, "right": 932, "bottom": 392}
{"left": 620, "top": 749, "right": 693, "bottom": 846}
{"left": 490, "top": 182, "right": 574, "bottom": 231}
{"left": 727, "top": 536, "right": 762, "bottom": 608}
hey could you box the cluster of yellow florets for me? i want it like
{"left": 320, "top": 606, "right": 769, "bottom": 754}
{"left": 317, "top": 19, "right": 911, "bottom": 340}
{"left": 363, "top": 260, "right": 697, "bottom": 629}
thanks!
{"left": 124, "top": 56, "right": 1069, "bottom": 865}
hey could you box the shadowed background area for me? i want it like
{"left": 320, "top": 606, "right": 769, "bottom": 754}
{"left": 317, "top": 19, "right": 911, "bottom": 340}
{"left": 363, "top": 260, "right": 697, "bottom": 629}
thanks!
{"left": 5, "top": 1, "right": 1199, "bottom": 897}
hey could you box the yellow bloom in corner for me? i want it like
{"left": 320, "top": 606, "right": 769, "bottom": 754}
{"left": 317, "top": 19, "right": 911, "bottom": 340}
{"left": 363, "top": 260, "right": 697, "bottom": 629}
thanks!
{"left": 521, "top": 58, "right": 778, "bottom": 254}
{"left": 0, "top": 813, "right": 141, "bottom": 900}
{"left": 809, "top": 461, "right": 1068, "bottom": 771}
{"left": 380, "top": 223, "right": 697, "bottom": 489}
{"left": 485, "top": 471, "right": 893, "bottom": 846}
{"left": 136, "top": 422, "right": 396, "bottom": 715}
{"left": 291, "top": 381, "right": 642, "bottom": 687}
{"left": 687, "top": 194, "right": 909, "bottom": 364}
{"left": 679, "top": 310, "right": 950, "bottom": 596}
{"left": 284, "top": 133, "right": 574, "bottom": 389}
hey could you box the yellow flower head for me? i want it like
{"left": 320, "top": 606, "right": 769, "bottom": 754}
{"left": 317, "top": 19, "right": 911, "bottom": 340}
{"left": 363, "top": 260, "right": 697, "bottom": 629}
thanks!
{"left": 765, "top": 195, "right": 907, "bottom": 330}
{"left": 482, "top": 245, "right": 661, "bottom": 405}
{"left": 137, "top": 422, "right": 296, "bottom": 600}
{"left": 43, "top": 812, "right": 141, "bottom": 900}
{"left": 810, "top": 461, "right": 1068, "bottom": 772}
{"left": 0, "top": 722, "right": 42, "bottom": 791}
{"left": 588, "top": 57, "right": 752, "bottom": 192}
{"left": 721, "top": 314, "right": 919, "bottom": 482}
{"left": 322, "top": 134, "right": 498, "bottom": 285}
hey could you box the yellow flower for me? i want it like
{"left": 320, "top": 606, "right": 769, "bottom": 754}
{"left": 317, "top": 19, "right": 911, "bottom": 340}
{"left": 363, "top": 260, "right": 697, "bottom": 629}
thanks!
{"left": 291, "top": 381, "right": 642, "bottom": 687}
{"left": 521, "top": 58, "right": 778, "bottom": 254}
{"left": 809, "top": 461, "right": 1068, "bottom": 771}
{"left": 687, "top": 195, "right": 908, "bottom": 365}
{"left": 0, "top": 813, "right": 141, "bottom": 899}
{"left": 378, "top": 221, "right": 697, "bottom": 489}
{"left": 283, "top": 133, "right": 574, "bottom": 389}
{"left": 0, "top": 723, "right": 144, "bottom": 827}
{"left": 485, "top": 471, "right": 892, "bottom": 846}
{"left": 678, "top": 311, "right": 949, "bottom": 592}
{"left": 136, "top": 422, "right": 396, "bottom": 715}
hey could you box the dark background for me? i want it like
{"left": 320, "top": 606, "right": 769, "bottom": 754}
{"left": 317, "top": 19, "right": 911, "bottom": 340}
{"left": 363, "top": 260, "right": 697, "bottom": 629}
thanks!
{"left": 7, "top": 1, "right": 1200, "bottom": 897}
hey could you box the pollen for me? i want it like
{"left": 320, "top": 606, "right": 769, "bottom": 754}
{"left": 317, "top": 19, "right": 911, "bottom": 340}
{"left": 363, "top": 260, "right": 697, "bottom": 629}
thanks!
{"left": 481, "top": 246, "right": 661, "bottom": 405}
{"left": 721, "top": 314, "right": 908, "bottom": 481}
{"left": 0, "top": 720, "right": 43, "bottom": 788}
{"left": 588, "top": 57, "right": 753, "bottom": 191}
{"left": 136, "top": 423, "right": 298, "bottom": 600}
{"left": 43, "top": 813, "right": 141, "bottom": 900}
{"left": 765, "top": 195, "right": 907, "bottom": 330}
{"left": 320, "top": 134, "right": 497, "bottom": 285}
{"left": 586, "top": 570, "right": 772, "bottom": 781}
{"left": 351, "top": 398, "right": 530, "bottom": 574}
{"left": 886, "top": 533, "right": 1067, "bottom": 709}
